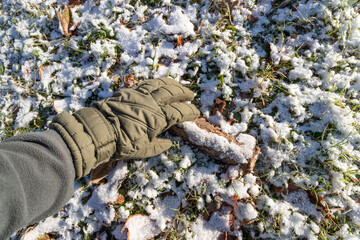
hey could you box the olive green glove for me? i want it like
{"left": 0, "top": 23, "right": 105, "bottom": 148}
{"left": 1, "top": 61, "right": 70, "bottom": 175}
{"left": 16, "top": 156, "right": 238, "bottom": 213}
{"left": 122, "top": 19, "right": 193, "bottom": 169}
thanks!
{"left": 50, "top": 77, "right": 200, "bottom": 179}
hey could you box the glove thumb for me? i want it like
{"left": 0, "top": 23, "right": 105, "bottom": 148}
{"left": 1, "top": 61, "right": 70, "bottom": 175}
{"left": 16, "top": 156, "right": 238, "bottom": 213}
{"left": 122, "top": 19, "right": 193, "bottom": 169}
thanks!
{"left": 133, "top": 138, "right": 172, "bottom": 159}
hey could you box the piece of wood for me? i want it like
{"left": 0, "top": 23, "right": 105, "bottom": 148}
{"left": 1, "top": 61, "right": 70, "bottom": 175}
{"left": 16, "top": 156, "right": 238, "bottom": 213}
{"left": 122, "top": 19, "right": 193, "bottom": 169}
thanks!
{"left": 168, "top": 118, "right": 260, "bottom": 173}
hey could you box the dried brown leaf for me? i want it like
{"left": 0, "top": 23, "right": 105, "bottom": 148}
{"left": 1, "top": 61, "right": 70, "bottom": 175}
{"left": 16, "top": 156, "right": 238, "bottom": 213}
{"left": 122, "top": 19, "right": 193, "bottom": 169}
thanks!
{"left": 68, "top": 0, "right": 82, "bottom": 7}
{"left": 273, "top": 186, "right": 284, "bottom": 193}
{"left": 219, "top": 232, "right": 238, "bottom": 240}
{"left": 228, "top": 118, "right": 238, "bottom": 125}
{"left": 232, "top": 195, "right": 238, "bottom": 207}
{"left": 39, "top": 65, "right": 48, "bottom": 78}
{"left": 124, "top": 73, "right": 137, "bottom": 88}
{"left": 219, "top": 232, "right": 228, "bottom": 240}
{"left": 52, "top": 100, "right": 59, "bottom": 113}
{"left": 110, "top": 194, "right": 125, "bottom": 205}
{"left": 90, "top": 160, "right": 117, "bottom": 185}
{"left": 177, "top": 36, "right": 182, "bottom": 47}
{"left": 212, "top": 98, "right": 226, "bottom": 116}
{"left": 239, "top": 92, "right": 252, "bottom": 99}
{"left": 229, "top": 209, "right": 235, "bottom": 231}
{"left": 113, "top": 76, "right": 121, "bottom": 88}
{"left": 56, "top": 7, "right": 71, "bottom": 37}
{"left": 247, "top": 14, "right": 259, "bottom": 22}
{"left": 307, "top": 189, "right": 324, "bottom": 205}
{"left": 23, "top": 69, "right": 29, "bottom": 76}
{"left": 81, "top": 194, "right": 92, "bottom": 204}
{"left": 202, "top": 200, "right": 223, "bottom": 221}
{"left": 288, "top": 181, "right": 300, "bottom": 192}
{"left": 36, "top": 234, "right": 55, "bottom": 240}
{"left": 160, "top": 191, "right": 174, "bottom": 200}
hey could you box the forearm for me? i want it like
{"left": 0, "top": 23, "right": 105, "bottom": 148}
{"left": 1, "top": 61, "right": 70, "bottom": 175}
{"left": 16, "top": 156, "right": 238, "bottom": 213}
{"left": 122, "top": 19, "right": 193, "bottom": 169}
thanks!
{"left": 0, "top": 77, "right": 199, "bottom": 239}
{"left": 0, "top": 130, "right": 75, "bottom": 239}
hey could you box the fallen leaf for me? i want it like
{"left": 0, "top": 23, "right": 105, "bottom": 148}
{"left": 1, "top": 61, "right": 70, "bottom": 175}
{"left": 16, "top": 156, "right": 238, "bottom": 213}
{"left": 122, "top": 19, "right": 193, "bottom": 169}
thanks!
{"left": 123, "top": 73, "right": 137, "bottom": 88}
{"left": 36, "top": 234, "right": 55, "bottom": 240}
{"left": 69, "top": 22, "right": 79, "bottom": 32}
{"left": 56, "top": 6, "right": 78, "bottom": 37}
{"left": 22, "top": 226, "right": 35, "bottom": 240}
{"left": 52, "top": 98, "right": 71, "bottom": 113}
{"left": 219, "top": 232, "right": 228, "bottom": 240}
{"left": 202, "top": 201, "right": 222, "bottom": 221}
{"left": 112, "top": 76, "right": 121, "bottom": 88}
{"left": 90, "top": 160, "right": 117, "bottom": 185}
{"left": 39, "top": 65, "right": 48, "bottom": 78}
{"left": 305, "top": 188, "right": 337, "bottom": 221}
{"left": 56, "top": 7, "right": 71, "bottom": 37}
{"left": 52, "top": 100, "right": 59, "bottom": 113}
{"left": 288, "top": 181, "right": 300, "bottom": 192}
{"left": 177, "top": 36, "right": 182, "bottom": 47}
{"left": 232, "top": 195, "right": 238, "bottom": 207}
{"left": 228, "top": 118, "right": 238, "bottom": 125}
{"left": 160, "top": 191, "right": 174, "bottom": 200}
{"left": 307, "top": 189, "right": 324, "bottom": 206}
{"left": 229, "top": 209, "right": 235, "bottom": 231}
{"left": 239, "top": 92, "right": 252, "bottom": 99}
{"left": 212, "top": 98, "right": 226, "bottom": 116}
{"left": 110, "top": 194, "right": 125, "bottom": 205}
{"left": 120, "top": 19, "right": 129, "bottom": 25}
{"left": 247, "top": 14, "right": 259, "bottom": 22}
{"left": 219, "top": 232, "right": 238, "bottom": 240}
{"left": 68, "top": 0, "right": 82, "bottom": 7}
{"left": 81, "top": 193, "right": 92, "bottom": 204}
{"left": 273, "top": 186, "right": 284, "bottom": 194}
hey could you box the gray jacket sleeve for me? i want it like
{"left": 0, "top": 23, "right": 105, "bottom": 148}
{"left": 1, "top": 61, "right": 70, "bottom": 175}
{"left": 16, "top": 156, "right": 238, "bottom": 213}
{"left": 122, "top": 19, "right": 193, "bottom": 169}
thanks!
{"left": 0, "top": 130, "right": 75, "bottom": 239}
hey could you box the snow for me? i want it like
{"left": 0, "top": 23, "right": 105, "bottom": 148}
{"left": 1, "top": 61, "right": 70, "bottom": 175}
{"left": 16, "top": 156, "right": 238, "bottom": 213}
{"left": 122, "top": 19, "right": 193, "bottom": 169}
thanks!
{"left": 14, "top": 97, "right": 38, "bottom": 128}
{"left": 2, "top": 0, "right": 360, "bottom": 239}
{"left": 191, "top": 207, "right": 233, "bottom": 240}
{"left": 122, "top": 215, "right": 161, "bottom": 240}
{"left": 234, "top": 203, "right": 258, "bottom": 221}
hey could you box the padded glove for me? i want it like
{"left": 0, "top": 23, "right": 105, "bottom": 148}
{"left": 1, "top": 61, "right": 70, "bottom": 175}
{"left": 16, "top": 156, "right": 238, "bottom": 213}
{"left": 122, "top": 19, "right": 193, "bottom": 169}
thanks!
{"left": 50, "top": 77, "right": 200, "bottom": 179}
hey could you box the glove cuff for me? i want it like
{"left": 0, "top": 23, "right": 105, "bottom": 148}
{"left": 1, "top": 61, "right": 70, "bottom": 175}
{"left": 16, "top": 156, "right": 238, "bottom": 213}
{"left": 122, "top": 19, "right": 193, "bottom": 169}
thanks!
{"left": 49, "top": 108, "right": 117, "bottom": 179}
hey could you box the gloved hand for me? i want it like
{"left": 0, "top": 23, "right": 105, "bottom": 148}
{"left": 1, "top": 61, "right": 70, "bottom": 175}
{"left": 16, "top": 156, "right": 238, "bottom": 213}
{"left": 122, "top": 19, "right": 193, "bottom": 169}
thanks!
{"left": 50, "top": 77, "right": 200, "bottom": 179}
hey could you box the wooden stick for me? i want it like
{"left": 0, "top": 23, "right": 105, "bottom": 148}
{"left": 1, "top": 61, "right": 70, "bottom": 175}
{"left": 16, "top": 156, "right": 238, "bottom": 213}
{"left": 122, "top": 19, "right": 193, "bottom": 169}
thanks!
{"left": 169, "top": 118, "right": 260, "bottom": 173}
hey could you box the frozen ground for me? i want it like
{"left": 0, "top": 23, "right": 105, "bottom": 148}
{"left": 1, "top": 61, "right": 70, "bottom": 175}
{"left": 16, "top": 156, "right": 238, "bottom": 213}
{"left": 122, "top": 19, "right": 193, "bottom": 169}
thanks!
{"left": 1, "top": 0, "right": 360, "bottom": 239}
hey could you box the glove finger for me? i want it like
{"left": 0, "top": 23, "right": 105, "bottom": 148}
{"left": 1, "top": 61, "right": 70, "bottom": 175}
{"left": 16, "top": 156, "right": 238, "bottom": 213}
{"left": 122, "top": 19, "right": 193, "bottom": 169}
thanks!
{"left": 113, "top": 77, "right": 169, "bottom": 95}
{"left": 161, "top": 102, "right": 200, "bottom": 131}
{"left": 131, "top": 77, "right": 178, "bottom": 93}
{"left": 135, "top": 77, "right": 195, "bottom": 105}
{"left": 132, "top": 138, "right": 172, "bottom": 159}
{"left": 151, "top": 84, "right": 195, "bottom": 106}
